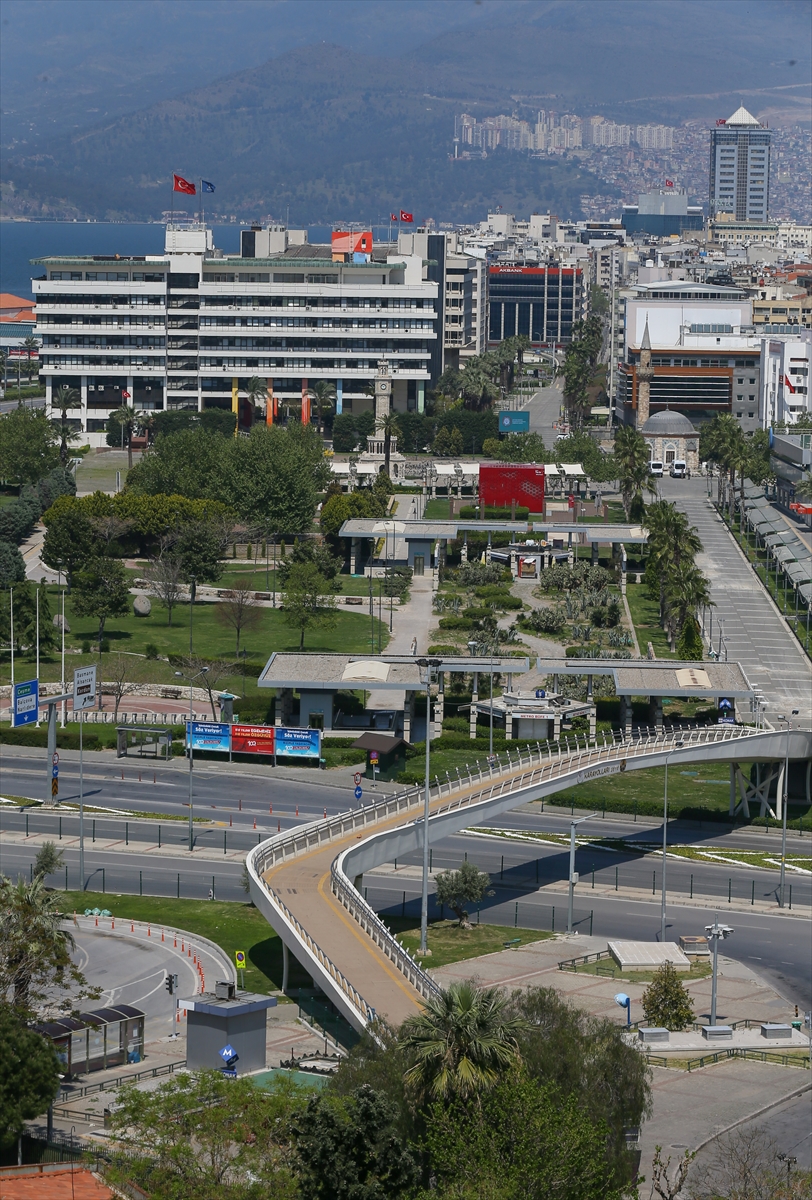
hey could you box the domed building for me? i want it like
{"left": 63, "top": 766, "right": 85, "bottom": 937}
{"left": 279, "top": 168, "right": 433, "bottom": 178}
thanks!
{"left": 640, "top": 408, "right": 700, "bottom": 472}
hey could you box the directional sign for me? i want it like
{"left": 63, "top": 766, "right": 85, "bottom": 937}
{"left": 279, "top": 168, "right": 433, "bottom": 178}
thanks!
{"left": 52, "top": 766, "right": 59, "bottom": 779}
{"left": 13, "top": 679, "right": 39, "bottom": 727}
{"left": 73, "top": 665, "right": 97, "bottom": 712}
{"left": 354, "top": 785, "right": 363, "bottom": 800}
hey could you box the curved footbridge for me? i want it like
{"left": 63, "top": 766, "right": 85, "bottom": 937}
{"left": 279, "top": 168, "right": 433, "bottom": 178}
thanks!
{"left": 247, "top": 725, "right": 811, "bottom": 1032}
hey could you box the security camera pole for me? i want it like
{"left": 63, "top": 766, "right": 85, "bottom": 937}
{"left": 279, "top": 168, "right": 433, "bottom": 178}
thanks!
{"left": 705, "top": 917, "right": 733, "bottom": 1027}
{"left": 568, "top": 813, "right": 598, "bottom": 934}
{"left": 176, "top": 667, "right": 209, "bottom": 853}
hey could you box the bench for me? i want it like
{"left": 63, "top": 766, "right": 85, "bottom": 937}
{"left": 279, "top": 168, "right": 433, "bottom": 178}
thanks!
{"left": 503, "top": 938, "right": 521, "bottom": 950}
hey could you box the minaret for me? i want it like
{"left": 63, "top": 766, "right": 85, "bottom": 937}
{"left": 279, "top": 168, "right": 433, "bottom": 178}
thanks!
{"left": 636, "top": 316, "right": 653, "bottom": 429}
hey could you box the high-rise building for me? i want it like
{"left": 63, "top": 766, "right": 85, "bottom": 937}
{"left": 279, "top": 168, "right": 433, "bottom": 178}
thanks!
{"left": 709, "top": 106, "right": 771, "bottom": 222}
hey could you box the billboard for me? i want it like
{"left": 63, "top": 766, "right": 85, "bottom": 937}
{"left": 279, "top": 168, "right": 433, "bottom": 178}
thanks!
{"left": 188, "top": 721, "right": 231, "bottom": 753}
{"left": 12, "top": 679, "right": 38, "bottom": 727}
{"left": 479, "top": 463, "right": 546, "bottom": 510}
{"left": 275, "top": 727, "right": 321, "bottom": 759}
{"left": 499, "top": 410, "right": 530, "bottom": 433}
{"left": 232, "top": 724, "right": 276, "bottom": 756}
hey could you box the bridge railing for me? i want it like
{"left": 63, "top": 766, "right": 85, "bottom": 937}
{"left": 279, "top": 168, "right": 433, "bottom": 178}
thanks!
{"left": 247, "top": 722, "right": 767, "bottom": 1027}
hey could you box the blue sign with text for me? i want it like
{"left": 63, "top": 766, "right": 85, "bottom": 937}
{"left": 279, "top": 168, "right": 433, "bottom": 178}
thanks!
{"left": 499, "top": 410, "right": 530, "bottom": 433}
{"left": 13, "top": 679, "right": 39, "bottom": 727}
{"left": 275, "top": 727, "right": 321, "bottom": 759}
{"left": 188, "top": 721, "right": 231, "bottom": 753}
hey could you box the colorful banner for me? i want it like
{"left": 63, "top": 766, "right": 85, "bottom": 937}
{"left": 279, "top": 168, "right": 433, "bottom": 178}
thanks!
{"left": 499, "top": 410, "right": 530, "bottom": 433}
{"left": 275, "top": 727, "right": 321, "bottom": 759}
{"left": 232, "top": 724, "right": 276, "bottom": 755}
{"left": 188, "top": 721, "right": 231, "bottom": 753}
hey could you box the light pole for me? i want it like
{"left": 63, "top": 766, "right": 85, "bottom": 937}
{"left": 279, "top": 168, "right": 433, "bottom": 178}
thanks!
{"left": 705, "top": 917, "right": 733, "bottom": 1027}
{"left": 777, "top": 711, "right": 799, "bottom": 908}
{"left": 567, "top": 813, "right": 597, "bottom": 934}
{"left": 188, "top": 575, "right": 197, "bottom": 656}
{"left": 417, "top": 656, "right": 441, "bottom": 955}
{"left": 660, "top": 739, "right": 685, "bottom": 943}
{"left": 175, "top": 667, "right": 209, "bottom": 852}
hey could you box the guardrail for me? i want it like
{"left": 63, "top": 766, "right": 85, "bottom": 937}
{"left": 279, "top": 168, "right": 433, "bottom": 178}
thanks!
{"left": 58, "top": 1059, "right": 186, "bottom": 1102}
{"left": 645, "top": 1048, "right": 811, "bottom": 1072}
{"left": 247, "top": 723, "right": 782, "bottom": 1029}
{"left": 558, "top": 950, "right": 613, "bottom": 971}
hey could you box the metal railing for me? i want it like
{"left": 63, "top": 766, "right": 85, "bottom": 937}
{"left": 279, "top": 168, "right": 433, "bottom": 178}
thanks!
{"left": 645, "top": 1048, "right": 810, "bottom": 1072}
{"left": 58, "top": 1059, "right": 187, "bottom": 1103}
{"left": 247, "top": 723, "right": 775, "bottom": 1028}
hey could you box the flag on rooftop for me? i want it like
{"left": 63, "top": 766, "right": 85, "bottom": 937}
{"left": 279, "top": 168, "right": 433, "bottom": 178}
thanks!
{"left": 173, "top": 174, "right": 196, "bottom": 195}
{"left": 202, "top": 180, "right": 216, "bottom": 193}
{"left": 400, "top": 210, "right": 413, "bottom": 223}
{"left": 390, "top": 212, "right": 398, "bottom": 221}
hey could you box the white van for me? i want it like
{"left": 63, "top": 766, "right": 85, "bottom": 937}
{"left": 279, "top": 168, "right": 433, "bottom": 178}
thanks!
{"left": 649, "top": 460, "right": 664, "bottom": 478}
{"left": 670, "top": 460, "right": 687, "bottom": 478}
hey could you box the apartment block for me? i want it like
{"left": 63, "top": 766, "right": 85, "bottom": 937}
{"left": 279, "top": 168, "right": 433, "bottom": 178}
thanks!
{"left": 709, "top": 106, "right": 771, "bottom": 223}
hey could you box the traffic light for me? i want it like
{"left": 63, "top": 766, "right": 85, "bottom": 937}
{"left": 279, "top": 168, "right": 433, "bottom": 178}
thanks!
{"left": 165, "top": 973, "right": 178, "bottom": 995}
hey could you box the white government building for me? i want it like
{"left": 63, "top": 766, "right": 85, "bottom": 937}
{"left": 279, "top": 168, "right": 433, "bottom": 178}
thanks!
{"left": 32, "top": 223, "right": 438, "bottom": 441}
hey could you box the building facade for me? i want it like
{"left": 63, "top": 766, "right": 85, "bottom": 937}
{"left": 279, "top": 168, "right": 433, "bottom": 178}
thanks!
{"left": 709, "top": 106, "right": 771, "bottom": 223}
{"left": 760, "top": 333, "right": 812, "bottom": 428}
{"left": 33, "top": 224, "right": 438, "bottom": 436}
{"left": 488, "top": 264, "right": 583, "bottom": 348}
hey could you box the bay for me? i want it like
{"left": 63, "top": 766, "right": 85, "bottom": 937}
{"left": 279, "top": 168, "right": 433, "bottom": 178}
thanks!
{"left": 0, "top": 221, "right": 334, "bottom": 299}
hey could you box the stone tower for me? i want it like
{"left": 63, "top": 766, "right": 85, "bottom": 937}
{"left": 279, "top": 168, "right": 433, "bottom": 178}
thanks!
{"left": 366, "top": 359, "right": 398, "bottom": 458}
{"left": 636, "top": 316, "right": 653, "bottom": 429}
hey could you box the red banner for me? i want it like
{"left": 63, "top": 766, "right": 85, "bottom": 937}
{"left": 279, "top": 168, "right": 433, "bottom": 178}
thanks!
{"left": 232, "top": 724, "right": 275, "bottom": 755}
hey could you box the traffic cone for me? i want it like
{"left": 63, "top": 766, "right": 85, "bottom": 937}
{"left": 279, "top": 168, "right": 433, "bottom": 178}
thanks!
{"left": 323, "top": 807, "right": 327, "bottom": 818}
{"left": 269, "top": 804, "right": 273, "bottom": 814}
{"left": 131, "top": 922, "right": 134, "bottom": 933}
{"left": 176, "top": 1010, "right": 180, "bottom": 1023}
{"left": 174, "top": 936, "right": 177, "bottom": 948}
{"left": 181, "top": 940, "right": 184, "bottom": 952}
{"left": 161, "top": 929, "right": 165, "bottom": 942}
{"left": 296, "top": 806, "right": 298, "bottom": 817}
{"left": 147, "top": 926, "right": 151, "bottom": 937}
{"left": 253, "top": 818, "right": 256, "bottom": 830}
{"left": 95, "top": 916, "right": 98, "bottom": 926}
{"left": 277, "top": 820, "right": 281, "bottom": 832}
{"left": 111, "top": 918, "right": 115, "bottom": 930}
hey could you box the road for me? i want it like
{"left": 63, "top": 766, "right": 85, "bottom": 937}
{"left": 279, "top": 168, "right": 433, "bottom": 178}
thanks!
{"left": 659, "top": 475, "right": 812, "bottom": 721}
{"left": 524, "top": 382, "right": 564, "bottom": 448}
{"left": 0, "top": 394, "right": 44, "bottom": 414}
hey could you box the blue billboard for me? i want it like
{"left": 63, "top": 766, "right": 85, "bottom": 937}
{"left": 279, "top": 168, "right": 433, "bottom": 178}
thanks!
{"left": 499, "top": 410, "right": 530, "bottom": 433}
{"left": 275, "top": 727, "right": 321, "bottom": 759}
{"left": 188, "top": 721, "right": 231, "bottom": 753}
{"left": 13, "top": 679, "right": 39, "bottom": 727}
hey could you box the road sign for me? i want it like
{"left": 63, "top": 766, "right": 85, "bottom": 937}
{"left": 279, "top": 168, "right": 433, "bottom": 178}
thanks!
{"left": 369, "top": 751, "right": 379, "bottom": 763}
{"left": 73, "top": 665, "right": 97, "bottom": 711}
{"left": 354, "top": 785, "right": 363, "bottom": 800}
{"left": 52, "top": 752, "right": 59, "bottom": 766}
{"left": 52, "top": 766, "right": 59, "bottom": 779}
{"left": 219, "top": 1044, "right": 239, "bottom": 1068}
{"left": 13, "top": 679, "right": 39, "bottom": 727}
{"left": 235, "top": 950, "right": 246, "bottom": 970}
{"left": 353, "top": 773, "right": 362, "bottom": 786}
{"left": 51, "top": 779, "right": 58, "bottom": 797}
{"left": 221, "top": 1068, "right": 237, "bottom": 1078}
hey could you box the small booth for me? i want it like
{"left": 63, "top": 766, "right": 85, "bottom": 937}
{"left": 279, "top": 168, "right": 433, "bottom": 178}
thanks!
{"left": 352, "top": 732, "right": 412, "bottom": 782}
{"left": 38, "top": 1004, "right": 145, "bottom": 1078}
{"left": 183, "top": 983, "right": 278, "bottom": 1074}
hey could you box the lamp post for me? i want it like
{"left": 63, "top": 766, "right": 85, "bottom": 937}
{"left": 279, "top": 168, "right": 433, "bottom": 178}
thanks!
{"left": 417, "top": 656, "right": 441, "bottom": 955}
{"left": 175, "top": 667, "right": 209, "bottom": 852}
{"left": 777, "top": 711, "right": 799, "bottom": 908}
{"left": 567, "top": 813, "right": 597, "bottom": 934}
{"left": 660, "top": 738, "right": 684, "bottom": 944}
{"left": 188, "top": 576, "right": 197, "bottom": 656}
{"left": 705, "top": 917, "right": 733, "bottom": 1027}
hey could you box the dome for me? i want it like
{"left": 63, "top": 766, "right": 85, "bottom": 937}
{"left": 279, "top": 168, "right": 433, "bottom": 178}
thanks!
{"left": 640, "top": 409, "right": 697, "bottom": 437}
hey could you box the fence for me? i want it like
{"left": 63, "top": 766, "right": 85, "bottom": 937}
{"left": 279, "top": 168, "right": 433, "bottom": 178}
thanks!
{"left": 645, "top": 1048, "right": 811, "bottom": 1072}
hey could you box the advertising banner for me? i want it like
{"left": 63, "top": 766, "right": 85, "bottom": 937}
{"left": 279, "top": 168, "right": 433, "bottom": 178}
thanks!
{"left": 12, "top": 679, "right": 39, "bottom": 727}
{"left": 275, "top": 727, "right": 321, "bottom": 759}
{"left": 188, "top": 721, "right": 231, "bottom": 753}
{"left": 232, "top": 724, "right": 275, "bottom": 756}
{"left": 498, "top": 410, "right": 530, "bottom": 433}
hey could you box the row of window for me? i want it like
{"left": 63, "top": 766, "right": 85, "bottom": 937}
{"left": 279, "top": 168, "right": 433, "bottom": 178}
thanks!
{"left": 198, "top": 316, "right": 432, "bottom": 330}
{"left": 48, "top": 272, "right": 165, "bottom": 281}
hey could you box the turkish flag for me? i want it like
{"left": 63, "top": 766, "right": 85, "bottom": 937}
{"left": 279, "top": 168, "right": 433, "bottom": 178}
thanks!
{"left": 665, "top": 179, "right": 674, "bottom": 187}
{"left": 400, "top": 210, "right": 413, "bottom": 223}
{"left": 173, "top": 174, "right": 196, "bottom": 195}
{"left": 390, "top": 213, "right": 398, "bottom": 221}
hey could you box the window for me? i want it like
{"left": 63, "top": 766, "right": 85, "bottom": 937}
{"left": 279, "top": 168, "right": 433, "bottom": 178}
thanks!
{"left": 273, "top": 273, "right": 305, "bottom": 283}
{"left": 307, "top": 274, "right": 338, "bottom": 284}
{"left": 205, "top": 273, "right": 235, "bottom": 283}
{"left": 132, "top": 273, "right": 165, "bottom": 282}
{"left": 239, "top": 273, "right": 270, "bottom": 283}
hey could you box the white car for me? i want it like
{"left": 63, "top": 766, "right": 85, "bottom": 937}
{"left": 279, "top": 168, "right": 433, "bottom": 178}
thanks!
{"left": 670, "top": 460, "right": 687, "bottom": 478}
{"left": 649, "top": 461, "right": 664, "bottom": 478}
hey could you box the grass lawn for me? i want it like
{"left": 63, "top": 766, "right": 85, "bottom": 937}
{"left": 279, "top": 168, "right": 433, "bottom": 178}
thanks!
{"left": 624, "top": 582, "right": 672, "bottom": 657}
{"left": 59, "top": 891, "right": 312, "bottom": 994}
{"left": 381, "top": 917, "right": 552, "bottom": 967}
{"left": 424, "top": 498, "right": 451, "bottom": 519}
{"left": 563, "top": 958, "right": 712, "bottom": 984}
{"left": 539, "top": 761, "right": 737, "bottom": 816}
{"left": 74, "top": 450, "right": 135, "bottom": 494}
{"left": 0, "top": 585, "right": 389, "bottom": 688}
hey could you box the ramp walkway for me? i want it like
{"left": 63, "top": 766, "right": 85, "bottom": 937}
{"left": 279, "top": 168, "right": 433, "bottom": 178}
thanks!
{"left": 247, "top": 724, "right": 810, "bottom": 1031}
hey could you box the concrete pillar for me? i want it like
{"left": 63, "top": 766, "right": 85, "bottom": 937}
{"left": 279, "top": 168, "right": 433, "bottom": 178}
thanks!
{"left": 729, "top": 763, "right": 737, "bottom": 817}
{"left": 435, "top": 672, "right": 445, "bottom": 737}
{"left": 505, "top": 708, "right": 513, "bottom": 741}
{"left": 620, "top": 545, "right": 628, "bottom": 596}
{"left": 553, "top": 714, "right": 561, "bottom": 740}
{"left": 486, "top": 537, "right": 492, "bottom": 564}
{"left": 775, "top": 761, "right": 785, "bottom": 821}
{"left": 351, "top": 537, "right": 360, "bottom": 575}
{"left": 461, "top": 536, "right": 468, "bottom": 563}
{"left": 552, "top": 674, "right": 559, "bottom": 694}
{"left": 282, "top": 943, "right": 289, "bottom": 993}
{"left": 417, "top": 380, "right": 425, "bottom": 414}
{"left": 587, "top": 674, "right": 593, "bottom": 700}
{"left": 651, "top": 696, "right": 663, "bottom": 731}
{"left": 470, "top": 672, "right": 479, "bottom": 740}
{"left": 619, "top": 696, "right": 632, "bottom": 737}
{"left": 591, "top": 541, "right": 599, "bottom": 565}
{"left": 589, "top": 711, "right": 596, "bottom": 743}
{"left": 510, "top": 548, "right": 517, "bottom": 577}
{"left": 80, "top": 375, "right": 88, "bottom": 433}
{"left": 544, "top": 549, "right": 550, "bottom": 571}
{"left": 403, "top": 690, "right": 415, "bottom": 742}
{"left": 336, "top": 378, "right": 343, "bottom": 415}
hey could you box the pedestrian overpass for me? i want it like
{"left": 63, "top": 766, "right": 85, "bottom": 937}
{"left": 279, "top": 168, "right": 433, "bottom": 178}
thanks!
{"left": 246, "top": 723, "right": 811, "bottom": 1033}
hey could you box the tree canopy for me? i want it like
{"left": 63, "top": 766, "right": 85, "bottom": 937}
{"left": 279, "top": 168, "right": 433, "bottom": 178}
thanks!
{"left": 0, "top": 405, "right": 61, "bottom": 486}
{"left": 0, "top": 1003, "right": 61, "bottom": 1150}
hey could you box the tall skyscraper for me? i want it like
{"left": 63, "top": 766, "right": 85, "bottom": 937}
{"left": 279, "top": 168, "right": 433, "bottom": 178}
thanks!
{"left": 709, "top": 106, "right": 770, "bottom": 222}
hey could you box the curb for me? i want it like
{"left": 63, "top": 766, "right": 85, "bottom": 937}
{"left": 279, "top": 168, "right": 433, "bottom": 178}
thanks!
{"left": 690, "top": 1079, "right": 811, "bottom": 1158}
{"left": 72, "top": 915, "right": 235, "bottom": 986}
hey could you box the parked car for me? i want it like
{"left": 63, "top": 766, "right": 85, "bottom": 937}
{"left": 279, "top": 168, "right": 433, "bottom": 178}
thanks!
{"left": 670, "top": 460, "right": 687, "bottom": 478}
{"left": 649, "top": 460, "right": 664, "bottom": 477}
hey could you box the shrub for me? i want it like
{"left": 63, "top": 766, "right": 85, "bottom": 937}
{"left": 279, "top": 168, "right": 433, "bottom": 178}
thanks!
{"left": 81, "top": 640, "right": 91, "bottom": 654}
{"left": 454, "top": 562, "right": 510, "bottom": 587}
{"left": 641, "top": 962, "right": 695, "bottom": 1031}
{"left": 606, "top": 600, "right": 621, "bottom": 627}
{"left": 145, "top": 642, "right": 159, "bottom": 659}
{"left": 523, "top": 606, "right": 565, "bottom": 633}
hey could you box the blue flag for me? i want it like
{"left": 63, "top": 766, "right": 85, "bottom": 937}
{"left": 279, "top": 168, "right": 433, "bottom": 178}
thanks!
{"left": 202, "top": 180, "right": 215, "bottom": 193}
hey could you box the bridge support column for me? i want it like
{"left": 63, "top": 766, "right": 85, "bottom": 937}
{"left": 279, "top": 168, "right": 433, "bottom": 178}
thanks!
{"left": 282, "top": 943, "right": 289, "bottom": 993}
{"left": 619, "top": 696, "right": 632, "bottom": 737}
{"left": 651, "top": 696, "right": 663, "bottom": 731}
{"left": 403, "top": 690, "right": 415, "bottom": 742}
{"left": 470, "top": 673, "right": 478, "bottom": 740}
{"left": 505, "top": 708, "right": 513, "bottom": 741}
{"left": 729, "top": 761, "right": 780, "bottom": 820}
{"left": 591, "top": 541, "right": 599, "bottom": 565}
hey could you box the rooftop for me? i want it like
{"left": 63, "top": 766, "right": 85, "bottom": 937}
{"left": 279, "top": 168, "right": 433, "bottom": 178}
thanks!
{"left": 258, "top": 653, "right": 531, "bottom": 691}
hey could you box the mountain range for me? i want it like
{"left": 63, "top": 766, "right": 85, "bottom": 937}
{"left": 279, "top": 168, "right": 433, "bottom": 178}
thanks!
{"left": 1, "top": 0, "right": 809, "bottom": 225}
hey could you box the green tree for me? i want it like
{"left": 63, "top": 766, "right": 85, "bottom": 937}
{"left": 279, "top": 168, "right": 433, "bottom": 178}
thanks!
{"left": 676, "top": 613, "right": 704, "bottom": 660}
{"left": 41, "top": 498, "right": 100, "bottom": 589}
{"left": 292, "top": 1084, "right": 416, "bottom": 1200}
{"left": 0, "top": 1003, "right": 61, "bottom": 1150}
{"left": 174, "top": 520, "right": 227, "bottom": 603}
{"left": 320, "top": 490, "right": 387, "bottom": 538}
{"left": 614, "top": 424, "right": 655, "bottom": 518}
{"left": 641, "top": 961, "right": 695, "bottom": 1030}
{"left": 0, "top": 405, "right": 61, "bottom": 485}
{"left": 400, "top": 981, "right": 525, "bottom": 1102}
{"left": 126, "top": 428, "right": 227, "bottom": 498}
{"left": 281, "top": 561, "right": 337, "bottom": 649}
{"left": 309, "top": 380, "right": 337, "bottom": 434}
{"left": 0, "top": 541, "right": 26, "bottom": 588}
{"left": 215, "top": 423, "right": 329, "bottom": 530}
{"left": 72, "top": 555, "right": 131, "bottom": 646}
{"left": 590, "top": 285, "right": 610, "bottom": 315}
{"left": 434, "top": 860, "right": 490, "bottom": 926}
{"left": 245, "top": 375, "right": 268, "bottom": 423}
{"left": 199, "top": 407, "right": 238, "bottom": 437}
{"left": 794, "top": 470, "right": 812, "bottom": 501}
{"left": 33, "top": 841, "right": 65, "bottom": 880}
{"left": 331, "top": 412, "right": 359, "bottom": 452}
{"left": 51, "top": 385, "right": 81, "bottom": 466}
{"left": 0, "top": 875, "right": 93, "bottom": 1017}
{"left": 0, "top": 581, "right": 56, "bottom": 656}
{"left": 22, "top": 334, "right": 40, "bottom": 382}
{"left": 106, "top": 404, "right": 139, "bottom": 468}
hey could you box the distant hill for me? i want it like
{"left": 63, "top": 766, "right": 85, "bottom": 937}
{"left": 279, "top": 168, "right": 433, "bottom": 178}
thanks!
{"left": 2, "top": 0, "right": 808, "bottom": 224}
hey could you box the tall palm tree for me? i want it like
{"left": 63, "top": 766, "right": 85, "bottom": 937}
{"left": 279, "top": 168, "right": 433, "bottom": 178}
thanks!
{"left": 665, "top": 564, "right": 712, "bottom": 641}
{"left": 22, "top": 335, "right": 40, "bottom": 383}
{"left": 400, "top": 981, "right": 526, "bottom": 1102}
{"left": 51, "top": 385, "right": 81, "bottom": 464}
{"left": 614, "top": 425, "right": 655, "bottom": 518}
{"left": 309, "top": 380, "right": 337, "bottom": 435}
{"left": 245, "top": 376, "right": 268, "bottom": 425}
{"left": 645, "top": 501, "right": 703, "bottom": 623}
{"left": 109, "top": 404, "right": 138, "bottom": 468}
{"left": 0, "top": 874, "right": 78, "bottom": 1014}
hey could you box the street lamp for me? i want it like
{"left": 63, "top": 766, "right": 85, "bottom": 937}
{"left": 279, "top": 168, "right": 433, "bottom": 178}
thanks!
{"left": 175, "top": 667, "right": 209, "bottom": 852}
{"left": 417, "top": 656, "right": 441, "bottom": 955}
{"left": 705, "top": 917, "right": 733, "bottom": 1027}
{"left": 777, "top": 711, "right": 799, "bottom": 908}
{"left": 660, "top": 738, "right": 685, "bottom": 944}
{"left": 567, "top": 812, "right": 598, "bottom": 934}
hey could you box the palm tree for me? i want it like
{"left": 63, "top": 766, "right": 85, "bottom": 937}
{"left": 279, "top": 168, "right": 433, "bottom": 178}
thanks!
{"left": 51, "top": 385, "right": 81, "bottom": 464}
{"left": 0, "top": 874, "right": 78, "bottom": 1013}
{"left": 309, "top": 380, "right": 337, "bottom": 435}
{"left": 245, "top": 376, "right": 268, "bottom": 425}
{"left": 614, "top": 425, "right": 655, "bottom": 518}
{"left": 645, "top": 501, "right": 703, "bottom": 624}
{"left": 400, "top": 981, "right": 525, "bottom": 1102}
{"left": 664, "top": 564, "right": 712, "bottom": 643}
{"left": 136, "top": 408, "right": 156, "bottom": 446}
{"left": 22, "top": 335, "right": 40, "bottom": 384}
{"left": 109, "top": 404, "right": 138, "bottom": 468}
